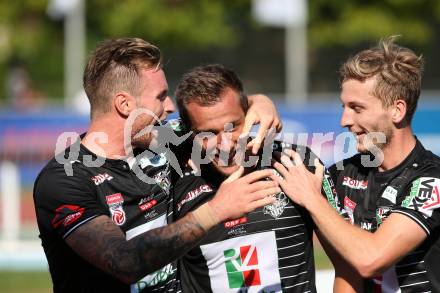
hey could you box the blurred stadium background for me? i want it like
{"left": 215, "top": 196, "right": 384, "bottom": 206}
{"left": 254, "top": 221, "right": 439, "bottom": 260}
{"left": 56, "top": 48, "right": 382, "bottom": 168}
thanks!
{"left": 1, "top": 0, "right": 440, "bottom": 292}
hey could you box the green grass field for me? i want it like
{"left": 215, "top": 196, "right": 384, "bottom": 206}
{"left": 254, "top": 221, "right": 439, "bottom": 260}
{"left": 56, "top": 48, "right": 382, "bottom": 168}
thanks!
{"left": 0, "top": 271, "right": 52, "bottom": 293}
{"left": 0, "top": 246, "right": 332, "bottom": 292}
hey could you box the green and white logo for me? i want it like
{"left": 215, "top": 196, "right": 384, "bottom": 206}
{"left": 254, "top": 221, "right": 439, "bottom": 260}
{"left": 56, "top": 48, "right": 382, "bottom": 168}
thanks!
{"left": 200, "top": 231, "right": 282, "bottom": 292}
{"left": 224, "top": 245, "right": 260, "bottom": 288}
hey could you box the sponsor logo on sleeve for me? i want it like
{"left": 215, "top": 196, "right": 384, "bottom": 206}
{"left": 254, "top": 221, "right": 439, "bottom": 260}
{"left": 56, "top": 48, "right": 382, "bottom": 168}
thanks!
{"left": 322, "top": 173, "right": 339, "bottom": 210}
{"left": 342, "top": 176, "right": 368, "bottom": 190}
{"left": 51, "top": 205, "right": 85, "bottom": 228}
{"left": 177, "top": 184, "right": 213, "bottom": 211}
{"left": 402, "top": 177, "right": 440, "bottom": 217}
{"left": 105, "top": 193, "right": 126, "bottom": 226}
{"left": 91, "top": 173, "right": 113, "bottom": 186}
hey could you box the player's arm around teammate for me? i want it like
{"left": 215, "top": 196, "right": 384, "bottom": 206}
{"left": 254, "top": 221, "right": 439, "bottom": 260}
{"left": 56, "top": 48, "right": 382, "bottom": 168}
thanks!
{"left": 59, "top": 167, "right": 278, "bottom": 284}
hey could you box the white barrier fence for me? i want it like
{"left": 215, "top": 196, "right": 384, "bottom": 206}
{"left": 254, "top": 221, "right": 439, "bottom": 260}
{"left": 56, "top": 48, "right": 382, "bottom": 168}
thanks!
{"left": 0, "top": 161, "right": 47, "bottom": 270}
{"left": 1, "top": 161, "right": 20, "bottom": 243}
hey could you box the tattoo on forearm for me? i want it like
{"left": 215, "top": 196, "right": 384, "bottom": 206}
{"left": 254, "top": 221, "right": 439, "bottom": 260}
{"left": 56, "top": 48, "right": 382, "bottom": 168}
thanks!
{"left": 66, "top": 214, "right": 205, "bottom": 283}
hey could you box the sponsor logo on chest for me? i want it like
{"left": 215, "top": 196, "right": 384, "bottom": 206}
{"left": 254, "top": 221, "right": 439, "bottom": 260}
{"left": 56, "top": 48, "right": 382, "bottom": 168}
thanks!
{"left": 224, "top": 217, "right": 248, "bottom": 229}
{"left": 200, "top": 231, "right": 282, "bottom": 292}
{"left": 153, "top": 170, "right": 171, "bottom": 195}
{"left": 105, "top": 193, "right": 126, "bottom": 226}
{"left": 343, "top": 176, "right": 368, "bottom": 190}
{"left": 262, "top": 169, "right": 288, "bottom": 219}
{"left": 263, "top": 192, "right": 288, "bottom": 219}
{"left": 343, "top": 196, "right": 357, "bottom": 224}
{"left": 360, "top": 222, "right": 373, "bottom": 230}
{"left": 138, "top": 198, "right": 157, "bottom": 212}
{"left": 224, "top": 245, "right": 261, "bottom": 288}
{"left": 376, "top": 206, "right": 392, "bottom": 226}
{"left": 381, "top": 186, "right": 397, "bottom": 204}
{"left": 91, "top": 173, "right": 113, "bottom": 185}
{"left": 344, "top": 196, "right": 357, "bottom": 210}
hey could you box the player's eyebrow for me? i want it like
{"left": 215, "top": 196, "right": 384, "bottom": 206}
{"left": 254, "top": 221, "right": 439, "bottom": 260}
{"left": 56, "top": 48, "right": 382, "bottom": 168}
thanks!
{"left": 156, "top": 89, "right": 168, "bottom": 101}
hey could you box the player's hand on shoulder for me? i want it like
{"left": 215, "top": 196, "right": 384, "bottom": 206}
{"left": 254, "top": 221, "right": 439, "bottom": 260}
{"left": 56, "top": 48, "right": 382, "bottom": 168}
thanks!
{"left": 244, "top": 94, "right": 282, "bottom": 154}
{"left": 208, "top": 166, "right": 278, "bottom": 221}
{"left": 272, "top": 149, "right": 325, "bottom": 208}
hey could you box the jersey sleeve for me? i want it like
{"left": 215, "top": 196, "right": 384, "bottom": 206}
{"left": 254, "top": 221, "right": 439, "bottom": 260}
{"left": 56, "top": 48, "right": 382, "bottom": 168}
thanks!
{"left": 171, "top": 171, "right": 216, "bottom": 220}
{"left": 34, "top": 164, "right": 107, "bottom": 239}
{"left": 321, "top": 167, "right": 339, "bottom": 210}
{"left": 392, "top": 176, "right": 440, "bottom": 235}
{"left": 321, "top": 164, "right": 345, "bottom": 212}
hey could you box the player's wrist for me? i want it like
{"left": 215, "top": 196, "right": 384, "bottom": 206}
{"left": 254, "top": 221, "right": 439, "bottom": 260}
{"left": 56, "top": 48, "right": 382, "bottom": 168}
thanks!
{"left": 192, "top": 202, "right": 221, "bottom": 232}
{"left": 304, "top": 191, "right": 326, "bottom": 213}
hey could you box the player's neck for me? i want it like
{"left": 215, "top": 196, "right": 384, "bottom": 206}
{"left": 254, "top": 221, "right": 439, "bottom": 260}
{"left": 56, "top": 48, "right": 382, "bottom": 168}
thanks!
{"left": 83, "top": 114, "right": 128, "bottom": 159}
{"left": 378, "top": 127, "right": 416, "bottom": 172}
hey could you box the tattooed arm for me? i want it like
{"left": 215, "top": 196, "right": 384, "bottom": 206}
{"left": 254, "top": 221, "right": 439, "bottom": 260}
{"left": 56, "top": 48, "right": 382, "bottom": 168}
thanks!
{"left": 66, "top": 213, "right": 204, "bottom": 284}
{"left": 66, "top": 168, "right": 278, "bottom": 284}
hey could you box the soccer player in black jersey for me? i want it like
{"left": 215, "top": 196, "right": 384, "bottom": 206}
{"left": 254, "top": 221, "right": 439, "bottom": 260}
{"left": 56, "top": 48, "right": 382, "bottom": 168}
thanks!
{"left": 33, "top": 38, "right": 283, "bottom": 293}
{"left": 173, "top": 64, "right": 319, "bottom": 292}
{"left": 272, "top": 37, "right": 440, "bottom": 292}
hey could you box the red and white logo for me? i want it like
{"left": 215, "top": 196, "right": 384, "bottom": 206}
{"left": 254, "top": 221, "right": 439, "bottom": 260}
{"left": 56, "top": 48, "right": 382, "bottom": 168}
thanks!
{"left": 177, "top": 184, "right": 213, "bottom": 211}
{"left": 200, "top": 231, "right": 282, "bottom": 292}
{"left": 139, "top": 199, "right": 157, "bottom": 212}
{"left": 224, "top": 217, "right": 247, "bottom": 229}
{"left": 343, "top": 176, "right": 368, "bottom": 190}
{"left": 406, "top": 177, "right": 440, "bottom": 218}
{"left": 223, "top": 245, "right": 261, "bottom": 288}
{"left": 111, "top": 209, "right": 125, "bottom": 225}
{"left": 106, "top": 193, "right": 126, "bottom": 226}
{"left": 343, "top": 196, "right": 356, "bottom": 224}
{"left": 52, "top": 205, "right": 85, "bottom": 228}
{"left": 91, "top": 173, "right": 113, "bottom": 186}
{"left": 344, "top": 197, "right": 357, "bottom": 210}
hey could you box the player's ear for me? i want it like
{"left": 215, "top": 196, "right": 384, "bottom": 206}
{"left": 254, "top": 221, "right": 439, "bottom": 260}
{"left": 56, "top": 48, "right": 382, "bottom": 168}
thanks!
{"left": 391, "top": 99, "right": 407, "bottom": 124}
{"left": 114, "top": 91, "right": 136, "bottom": 117}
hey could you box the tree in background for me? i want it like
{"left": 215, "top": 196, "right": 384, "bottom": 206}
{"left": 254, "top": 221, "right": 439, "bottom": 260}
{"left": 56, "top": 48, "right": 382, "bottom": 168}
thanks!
{"left": 1, "top": 0, "right": 440, "bottom": 102}
{"left": 309, "top": 0, "right": 437, "bottom": 48}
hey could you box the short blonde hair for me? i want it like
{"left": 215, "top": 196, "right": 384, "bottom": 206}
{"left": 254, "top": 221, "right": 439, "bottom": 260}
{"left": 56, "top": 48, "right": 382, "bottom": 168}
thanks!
{"left": 340, "top": 36, "right": 423, "bottom": 125}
